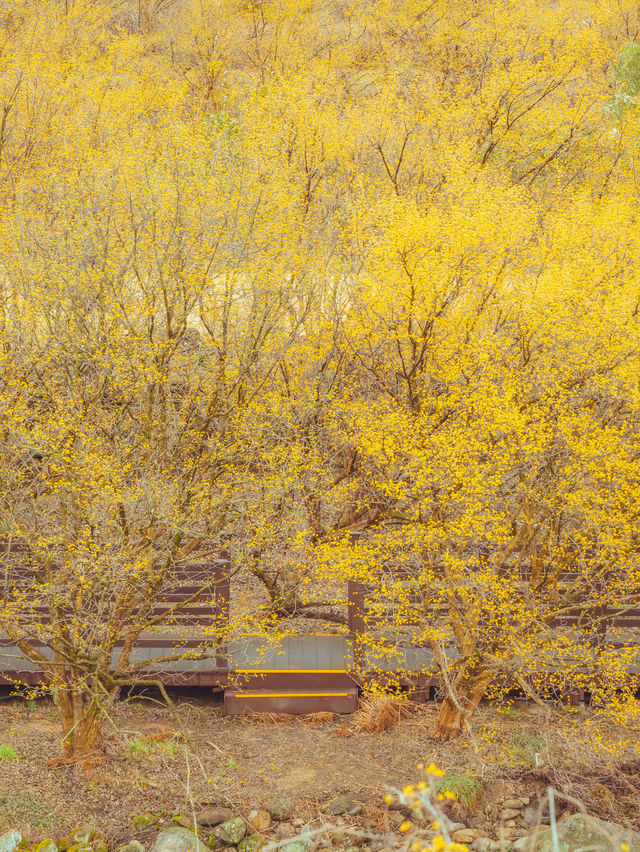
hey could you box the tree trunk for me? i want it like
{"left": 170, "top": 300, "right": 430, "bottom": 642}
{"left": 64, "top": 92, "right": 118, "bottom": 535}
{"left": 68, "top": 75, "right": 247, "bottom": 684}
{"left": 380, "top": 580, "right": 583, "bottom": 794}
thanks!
{"left": 53, "top": 683, "right": 109, "bottom": 758}
{"left": 436, "top": 671, "right": 492, "bottom": 741}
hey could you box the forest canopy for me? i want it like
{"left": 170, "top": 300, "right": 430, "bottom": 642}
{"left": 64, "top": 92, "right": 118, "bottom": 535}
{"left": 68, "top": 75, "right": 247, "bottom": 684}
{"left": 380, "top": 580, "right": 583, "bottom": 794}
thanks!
{"left": 1, "top": 0, "right": 640, "bottom": 751}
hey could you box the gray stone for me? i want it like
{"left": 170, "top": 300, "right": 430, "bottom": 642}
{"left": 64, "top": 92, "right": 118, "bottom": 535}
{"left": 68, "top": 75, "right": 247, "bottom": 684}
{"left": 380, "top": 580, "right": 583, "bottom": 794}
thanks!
{"left": 471, "top": 840, "right": 491, "bottom": 852}
{"left": 281, "top": 842, "right": 311, "bottom": 852}
{"left": 501, "top": 809, "right": 523, "bottom": 821}
{"left": 197, "top": 809, "right": 234, "bottom": 828}
{"left": 35, "top": 842, "right": 58, "bottom": 852}
{"left": 267, "top": 797, "right": 294, "bottom": 822}
{"left": 524, "top": 807, "right": 543, "bottom": 827}
{"left": 449, "top": 824, "right": 467, "bottom": 834}
{"left": 150, "top": 828, "right": 207, "bottom": 852}
{"left": 348, "top": 806, "right": 363, "bottom": 816}
{"left": 515, "top": 814, "right": 640, "bottom": 852}
{"left": 0, "top": 832, "right": 21, "bottom": 852}
{"left": 69, "top": 829, "right": 95, "bottom": 845}
{"left": 275, "top": 824, "right": 294, "bottom": 840}
{"left": 320, "top": 796, "right": 353, "bottom": 816}
{"left": 213, "top": 818, "right": 247, "bottom": 845}
{"left": 502, "top": 800, "right": 525, "bottom": 810}
{"left": 239, "top": 836, "right": 265, "bottom": 852}
{"left": 118, "top": 843, "right": 146, "bottom": 852}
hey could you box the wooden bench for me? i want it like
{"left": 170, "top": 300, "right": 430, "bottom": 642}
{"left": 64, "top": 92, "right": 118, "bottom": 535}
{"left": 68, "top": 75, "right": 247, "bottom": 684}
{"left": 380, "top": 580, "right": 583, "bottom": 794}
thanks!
{"left": 0, "top": 548, "right": 231, "bottom": 689}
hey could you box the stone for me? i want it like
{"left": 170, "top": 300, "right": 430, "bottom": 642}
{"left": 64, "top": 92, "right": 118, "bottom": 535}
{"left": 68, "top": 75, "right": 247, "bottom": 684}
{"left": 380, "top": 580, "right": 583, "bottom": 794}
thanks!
{"left": 267, "top": 797, "right": 294, "bottom": 822}
{"left": 205, "top": 836, "right": 223, "bottom": 850}
{"left": 516, "top": 813, "right": 640, "bottom": 852}
{"left": 348, "top": 806, "right": 363, "bottom": 817}
{"left": 239, "top": 836, "right": 265, "bottom": 852}
{"left": 292, "top": 820, "right": 305, "bottom": 828}
{"left": 345, "top": 848, "right": 361, "bottom": 852}
{"left": 501, "top": 809, "right": 523, "bottom": 820}
{"left": 320, "top": 796, "right": 353, "bottom": 816}
{"left": 118, "top": 843, "right": 146, "bottom": 852}
{"left": 275, "top": 824, "right": 294, "bottom": 840}
{"left": 249, "top": 811, "right": 272, "bottom": 833}
{"left": 0, "top": 832, "right": 21, "bottom": 852}
{"left": 213, "top": 818, "right": 247, "bottom": 845}
{"left": 452, "top": 830, "right": 478, "bottom": 844}
{"left": 35, "top": 841, "right": 57, "bottom": 852}
{"left": 449, "top": 824, "right": 467, "bottom": 834}
{"left": 281, "top": 842, "right": 311, "bottom": 852}
{"left": 519, "top": 797, "right": 531, "bottom": 806}
{"left": 133, "top": 816, "right": 161, "bottom": 830}
{"left": 149, "top": 827, "right": 207, "bottom": 852}
{"left": 471, "top": 840, "right": 491, "bottom": 852}
{"left": 389, "top": 813, "right": 405, "bottom": 830}
{"left": 502, "top": 800, "right": 525, "bottom": 811}
{"left": 523, "top": 807, "right": 543, "bottom": 827}
{"left": 69, "top": 830, "right": 95, "bottom": 846}
{"left": 197, "top": 810, "right": 235, "bottom": 828}
{"left": 503, "top": 820, "right": 516, "bottom": 828}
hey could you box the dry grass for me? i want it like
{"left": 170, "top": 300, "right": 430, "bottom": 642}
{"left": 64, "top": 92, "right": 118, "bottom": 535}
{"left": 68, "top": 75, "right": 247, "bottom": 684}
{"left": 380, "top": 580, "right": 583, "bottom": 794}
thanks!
{"left": 354, "top": 694, "right": 413, "bottom": 733}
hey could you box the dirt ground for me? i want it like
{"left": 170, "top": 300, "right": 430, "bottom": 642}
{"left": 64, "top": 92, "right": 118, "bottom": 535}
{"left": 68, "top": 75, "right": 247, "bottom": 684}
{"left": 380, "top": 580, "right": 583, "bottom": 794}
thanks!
{"left": 1, "top": 690, "right": 639, "bottom": 849}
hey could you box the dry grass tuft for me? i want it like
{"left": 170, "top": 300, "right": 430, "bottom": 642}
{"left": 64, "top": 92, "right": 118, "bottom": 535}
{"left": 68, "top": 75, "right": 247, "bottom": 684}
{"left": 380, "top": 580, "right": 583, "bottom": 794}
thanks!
{"left": 354, "top": 694, "right": 413, "bottom": 732}
{"left": 303, "top": 711, "right": 336, "bottom": 725}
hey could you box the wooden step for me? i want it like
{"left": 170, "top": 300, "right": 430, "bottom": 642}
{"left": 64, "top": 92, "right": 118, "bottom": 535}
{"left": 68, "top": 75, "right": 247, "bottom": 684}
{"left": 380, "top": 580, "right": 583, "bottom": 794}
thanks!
{"left": 232, "top": 670, "right": 357, "bottom": 690}
{"left": 224, "top": 687, "right": 359, "bottom": 716}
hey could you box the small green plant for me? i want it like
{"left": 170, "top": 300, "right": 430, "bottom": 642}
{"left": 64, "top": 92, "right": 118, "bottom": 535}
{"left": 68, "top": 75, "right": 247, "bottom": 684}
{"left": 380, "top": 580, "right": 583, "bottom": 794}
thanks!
{"left": 0, "top": 792, "right": 56, "bottom": 827}
{"left": 221, "top": 756, "right": 238, "bottom": 769}
{"left": 435, "top": 774, "right": 483, "bottom": 810}
{"left": 508, "top": 733, "right": 546, "bottom": 766}
{"left": 0, "top": 743, "right": 18, "bottom": 761}
{"left": 127, "top": 737, "right": 153, "bottom": 757}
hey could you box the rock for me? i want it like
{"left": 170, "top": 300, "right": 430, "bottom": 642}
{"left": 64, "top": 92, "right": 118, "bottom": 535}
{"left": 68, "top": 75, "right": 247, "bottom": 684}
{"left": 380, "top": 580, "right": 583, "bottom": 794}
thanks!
{"left": 213, "top": 818, "right": 247, "bottom": 845}
{"left": 389, "top": 813, "right": 405, "bottom": 830}
{"left": 281, "top": 842, "right": 311, "bottom": 852}
{"left": 292, "top": 820, "right": 305, "bottom": 828}
{"left": 267, "top": 798, "right": 294, "bottom": 822}
{"left": 275, "top": 824, "right": 294, "bottom": 840}
{"left": 197, "top": 809, "right": 235, "bottom": 828}
{"left": 118, "top": 843, "right": 146, "bottom": 852}
{"left": 35, "top": 841, "right": 57, "bottom": 852}
{"left": 503, "top": 820, "right": 516, "bottom": 828}
{"left": 448, "top": 824, "right": 467, "bottom": 835}
{"left": 519, "top": 797, "right": 531, "bottom": 806}
{"left": 93, "top": 844, "right": 107, "bottom": 852}
{"left": 149, "top": 827, "right": 208, "bottom": 852}
{"left": 345, "top": 848, "right": 361, "bottom": 852}
{"left": 205, "top": 836, "right": 223, "bottom": 850}
{"left": 348, "top": 806, "right": 363, "bottom": 816}
{"left": 471, "top": 840, "right": 491, "bottom": 852}
{"left": 239, "top": 836, "right": 265, "bottom": 852}
{"left": 68, "top": 830, "right": 94, "bottom": 846}
{"left": 452, "top": 830, "right": 478, "bottom": 844}
{"left": 502, "top": 800, "right": 525, "bottom": 810}
{"left": 523, "top": 807, "right": 543, "bottom": 827}
{"left": 133, "top": 816, "right": 161, "bottom": 830}
{"left": 0, "top": 832, "right": 21, "bottom": 852}
{"left": 320, "top": 796, "right": 353, "bottom": 816}
{"left": 516, "top": 813, "right": 640, "bottom": 852}
{"left": 249, "top": 811, "right": 272, "bottom": 833}
{"left": 501, "top": 809, "right": 523, "bottom": 820}
{"left": 173, "top": 819, "right": 194, "bottom": 831}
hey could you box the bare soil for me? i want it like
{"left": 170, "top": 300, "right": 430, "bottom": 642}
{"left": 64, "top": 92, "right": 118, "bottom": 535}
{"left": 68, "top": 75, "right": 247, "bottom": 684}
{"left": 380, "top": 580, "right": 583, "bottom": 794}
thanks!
{"left": 0, "top": 691, "right": 638, "bottom": 849}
